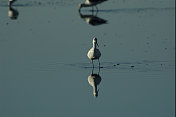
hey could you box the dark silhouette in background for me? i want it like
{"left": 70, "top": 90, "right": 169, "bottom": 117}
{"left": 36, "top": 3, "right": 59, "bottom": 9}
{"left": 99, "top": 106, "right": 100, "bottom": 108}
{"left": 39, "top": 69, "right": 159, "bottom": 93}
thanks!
{"left": 88, "top": 67, "right": 102, "bottom": 98}
{"left": 79, "top": 10, "right": 107, "bottom": 26}
{"left": 8, "top": 0, "right": 19, "bottom": 20}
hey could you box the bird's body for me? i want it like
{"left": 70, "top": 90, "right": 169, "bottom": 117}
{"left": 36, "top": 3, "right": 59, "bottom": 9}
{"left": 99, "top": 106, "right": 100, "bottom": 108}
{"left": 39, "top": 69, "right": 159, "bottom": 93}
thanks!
{"left": 87, "top": 38, "right": 101, "bottom": 67}
{"left": 88, "top": 73, "right": 101, "bottom": 97}
{"left": 79, "top": 0, "right": 108, "bottom": 11}
{"left": 88, "top": 67, "right": 101, "bottom": 97}
{"left": 8, "top": 5, "right": 19, "bottom": 20}
{"left": 87, "top": 47, "right": 101, "bottom": 60}
{"left": 88, "top": 74, "right": 101, "bottom": 87}
{"left": 8, "top": 0, "right": 18, "bottom": 20}
{"left": 79, "top": 12, "right": 107, "bottom": 26}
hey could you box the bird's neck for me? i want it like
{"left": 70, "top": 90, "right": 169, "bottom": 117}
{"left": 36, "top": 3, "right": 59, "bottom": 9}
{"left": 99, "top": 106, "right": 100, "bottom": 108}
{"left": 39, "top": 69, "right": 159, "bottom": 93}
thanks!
{"left": 93, "top": 43, "right": 97, "bottom": 49}
{"left": 93, "top": 84, "right": 98, "bottom": 94}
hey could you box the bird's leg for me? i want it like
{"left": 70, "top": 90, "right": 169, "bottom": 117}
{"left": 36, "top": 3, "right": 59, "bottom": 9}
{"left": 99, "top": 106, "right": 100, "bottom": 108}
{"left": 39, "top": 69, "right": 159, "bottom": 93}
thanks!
{"left": 95, "top": 6, "right": 99, "bottom": 12}
{"left": 98, "top": 65, "right": 100, "bottom": 74}
{"left": 98, "top": 59, "right": 100, "bottom": 68}
{"left": 92, "top": 60, "right": 94, "bottom": 68}
{"left": 93, "top": 9, "right": 97, "bottom": 16}
{"left": 95, "top": 10, "right": 98, "bottom": 16}
{"left": 91, "top": 67, "right": 94, "bottom": 74}
{"left": 91, "top": 8, "right": 93, "bottom": 15}
{"left": 92, "top": 6, "right": 94, "bottom": 12}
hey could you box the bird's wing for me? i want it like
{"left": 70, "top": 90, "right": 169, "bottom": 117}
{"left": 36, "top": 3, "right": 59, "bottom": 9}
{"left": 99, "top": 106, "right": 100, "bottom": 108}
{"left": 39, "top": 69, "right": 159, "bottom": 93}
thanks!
{"left": 95, "top": 49, "right": 101, "bottom": 58}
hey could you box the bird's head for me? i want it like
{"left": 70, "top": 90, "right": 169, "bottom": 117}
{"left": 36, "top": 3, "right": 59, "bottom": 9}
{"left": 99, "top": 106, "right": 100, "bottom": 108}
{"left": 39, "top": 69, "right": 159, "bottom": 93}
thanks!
{"left": 93, "top": 37, "right": 99, "bottom": 47}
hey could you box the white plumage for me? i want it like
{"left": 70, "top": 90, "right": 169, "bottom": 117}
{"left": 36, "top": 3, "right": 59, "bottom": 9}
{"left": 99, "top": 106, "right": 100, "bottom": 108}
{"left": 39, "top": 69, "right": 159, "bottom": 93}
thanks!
{"left": 87, "top": 38, "right": 101, "bottom": 67}
{"left": 88, "top": 68, "right": 101, "bottom": 97}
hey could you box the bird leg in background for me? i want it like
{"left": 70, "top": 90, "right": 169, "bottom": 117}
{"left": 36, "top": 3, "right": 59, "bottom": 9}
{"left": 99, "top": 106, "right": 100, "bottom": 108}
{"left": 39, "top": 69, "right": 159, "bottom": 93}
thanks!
{"left": 95, "top": 6, "right": 99, "bottom": 12}
{"left": 98, "top": 67, "right": 100, "bottom": 74}
{"left": 95, "top": 10, "right": 98, "bottom": 16}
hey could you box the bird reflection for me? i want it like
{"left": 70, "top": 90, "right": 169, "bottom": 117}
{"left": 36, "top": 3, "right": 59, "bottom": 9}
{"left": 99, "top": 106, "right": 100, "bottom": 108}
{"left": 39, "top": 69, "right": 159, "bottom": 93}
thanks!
{"left": 8, "top": 0, "right": 19, "bottom": 20}
{"left": 88, "top": 67, "right": 102, "bottom": 98}
{"left": 79, "top": 11, "right": 107, "bottom": 26}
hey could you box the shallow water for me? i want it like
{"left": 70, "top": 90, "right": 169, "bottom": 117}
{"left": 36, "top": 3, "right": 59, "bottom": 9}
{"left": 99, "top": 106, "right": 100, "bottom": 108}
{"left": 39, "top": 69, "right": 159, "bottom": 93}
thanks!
{"left": 0, "top": 0, "right": 175, "bottom": 117}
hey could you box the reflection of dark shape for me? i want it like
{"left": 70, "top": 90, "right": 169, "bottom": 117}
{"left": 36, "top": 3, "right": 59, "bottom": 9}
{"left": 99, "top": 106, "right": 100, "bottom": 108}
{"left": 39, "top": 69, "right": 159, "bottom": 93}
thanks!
{"left": 88, "top": 68, "right": 102, "bottom": 98}
{"left": 8, "top": 0, "right": 19, "bottom": 20}
{"left": 79, "top": 11, "right": 107, "bottom": 26}
{"left": 79, "top": 0, "right": 108, "bottom": 11}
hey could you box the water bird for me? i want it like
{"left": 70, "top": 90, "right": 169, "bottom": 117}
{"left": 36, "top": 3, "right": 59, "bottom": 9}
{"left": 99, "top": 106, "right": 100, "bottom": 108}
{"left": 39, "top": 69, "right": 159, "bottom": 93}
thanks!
{"left": 8, "top": 2, "right": 19, "bottom": 20}
{"left": 8, "top": 0, "right": 17, "bottom": 6}
{"left": 87, "top": 38, "right": 101, "bottom": 68}
{"left": 79, "top": 11, "right": 107, "bottom": 26}
{"left": 88, "top": 68, "right": 102, "bottom": 97}
{"left": 79, "top": 0, "right": 108, "bottom": 11}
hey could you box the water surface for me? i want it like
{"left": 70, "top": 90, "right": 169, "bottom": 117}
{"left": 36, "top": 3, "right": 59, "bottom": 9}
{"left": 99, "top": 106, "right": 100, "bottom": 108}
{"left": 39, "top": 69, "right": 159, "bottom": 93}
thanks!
{"left": 0, "top": 0, "right": 175, "bottom": 117}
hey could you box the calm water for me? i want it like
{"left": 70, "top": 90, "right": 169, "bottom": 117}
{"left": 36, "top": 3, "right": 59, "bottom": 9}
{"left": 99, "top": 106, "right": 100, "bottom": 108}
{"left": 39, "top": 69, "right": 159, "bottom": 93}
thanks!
{"left": 0, "top": 0, "right": 175, "bottom": 117}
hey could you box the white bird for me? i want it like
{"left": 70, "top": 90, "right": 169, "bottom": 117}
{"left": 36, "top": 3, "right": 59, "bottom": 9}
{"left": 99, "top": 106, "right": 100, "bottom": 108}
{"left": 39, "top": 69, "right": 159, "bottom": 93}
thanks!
{"left": 87, "top": 38, "right": 101, "bottom": 68}
{"left": 8, "top": 4, "right": 19, "bottom": 20}
{"left": 88, "top": 68, "right": 101, "bottom": 97}
{"left": 79, "top": 0, "right": 108, "bottom": 11}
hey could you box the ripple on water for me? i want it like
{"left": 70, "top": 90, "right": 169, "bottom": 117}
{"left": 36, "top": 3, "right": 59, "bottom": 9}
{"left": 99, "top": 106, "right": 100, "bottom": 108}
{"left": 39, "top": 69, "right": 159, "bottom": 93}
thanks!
{"left": 66, "top": 60, "right": 172, "bottom": 72}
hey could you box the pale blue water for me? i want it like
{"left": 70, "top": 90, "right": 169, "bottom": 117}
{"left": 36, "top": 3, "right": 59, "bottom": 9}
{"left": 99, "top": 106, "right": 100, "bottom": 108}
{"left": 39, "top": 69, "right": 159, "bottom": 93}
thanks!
{"left": 0, "top": 0, "right": 175, "bottom": 117}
